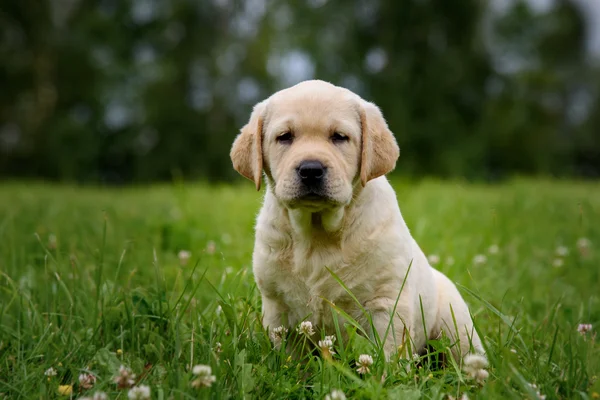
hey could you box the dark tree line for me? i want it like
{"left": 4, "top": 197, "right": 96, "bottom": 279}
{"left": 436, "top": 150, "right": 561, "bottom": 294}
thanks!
{"left": 1, "top": 0, "right": 598, "bottom": 183}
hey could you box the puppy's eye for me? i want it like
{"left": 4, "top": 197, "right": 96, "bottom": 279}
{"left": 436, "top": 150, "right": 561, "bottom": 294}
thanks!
{"left": 332, "top": 132, "right": 349, "bottom": 143}
{"left": 276, "top": 131, "right": 293, "bottom": 144}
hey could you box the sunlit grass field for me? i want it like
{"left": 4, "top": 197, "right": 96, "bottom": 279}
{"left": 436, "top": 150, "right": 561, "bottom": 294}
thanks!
{"left": 0, "top": 179, "right": 598, "bottom": 399}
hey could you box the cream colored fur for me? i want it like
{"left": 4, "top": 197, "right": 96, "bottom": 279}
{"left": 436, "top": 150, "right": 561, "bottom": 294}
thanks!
{"left": 230, "top": 80, "right": 484, "bottom": 361}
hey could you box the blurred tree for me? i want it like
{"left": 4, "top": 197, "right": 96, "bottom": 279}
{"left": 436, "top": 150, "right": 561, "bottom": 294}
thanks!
{"left": 0, "top": 0, "right": 597, "bottom": 183}
{"left": 482, "top": 0, "right": 597, "bottom": 177}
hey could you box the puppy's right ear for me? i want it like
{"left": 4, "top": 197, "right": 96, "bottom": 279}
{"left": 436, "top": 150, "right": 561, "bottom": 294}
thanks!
{"left": 230, "top": 101, "right": 266, "bottom": 191}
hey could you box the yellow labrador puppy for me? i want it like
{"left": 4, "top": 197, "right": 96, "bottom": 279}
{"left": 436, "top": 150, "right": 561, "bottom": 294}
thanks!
{"left": 230, "top": 80, "right": 483, "bottom": 360}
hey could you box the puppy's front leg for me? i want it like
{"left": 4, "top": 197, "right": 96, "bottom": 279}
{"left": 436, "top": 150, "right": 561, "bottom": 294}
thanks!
{"left": 262, "top": 296, "right": 309, "bottom": 358}
{"left": 370, "top": 310, "right": 403, "bottom": 359}
{"left": 366, "top": 298, "right": 417, "bottom": 360}
{"left": 261, "top": 295, "right": 289, "bottom": 340}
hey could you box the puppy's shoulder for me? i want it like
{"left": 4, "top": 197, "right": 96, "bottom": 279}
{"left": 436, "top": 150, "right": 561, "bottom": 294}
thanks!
{"left": 254, "top": 191, "right": 292, "bottom": 248}
{"left": 348, "top": 177, "right": 402, "bottom": 227}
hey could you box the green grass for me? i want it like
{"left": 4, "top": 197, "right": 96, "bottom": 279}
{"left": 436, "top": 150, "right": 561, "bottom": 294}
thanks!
{"left": 0, "top": 179, "right": 598, "bottom": 399}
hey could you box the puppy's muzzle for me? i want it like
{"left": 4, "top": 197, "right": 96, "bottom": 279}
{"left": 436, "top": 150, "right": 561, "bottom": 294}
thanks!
{"left": 297, "top": 160, "right": 326, "bottom": 190}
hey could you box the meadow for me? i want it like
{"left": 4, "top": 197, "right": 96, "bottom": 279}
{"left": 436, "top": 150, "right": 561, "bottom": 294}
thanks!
{"left": 0, "top": 179, "right": 598, "bottom": 399}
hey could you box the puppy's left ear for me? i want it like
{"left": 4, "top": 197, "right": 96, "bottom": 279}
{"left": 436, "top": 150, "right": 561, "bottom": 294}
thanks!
{"left": 359, "top": 101, "right": 400, "bottom": 186}
{"left": 230, "top": 101, "right": 266, "bottom": 190}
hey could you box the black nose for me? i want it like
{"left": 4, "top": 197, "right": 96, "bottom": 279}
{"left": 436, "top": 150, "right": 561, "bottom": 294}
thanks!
{"left": 297, "top": 160, "right": 326, "bottom": 183}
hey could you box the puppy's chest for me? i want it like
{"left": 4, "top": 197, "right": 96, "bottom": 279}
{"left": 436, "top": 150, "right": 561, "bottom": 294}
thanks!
{"left": 270, "top": 244, "right": 365, "bottom": 324}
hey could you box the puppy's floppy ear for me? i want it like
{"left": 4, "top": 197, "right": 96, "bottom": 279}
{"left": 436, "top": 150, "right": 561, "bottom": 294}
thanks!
{"left": 359, "top": 101, "right": 400, "bottom": 186}
{"left": 230, "top": 101, "right": 266, "bottom": 190}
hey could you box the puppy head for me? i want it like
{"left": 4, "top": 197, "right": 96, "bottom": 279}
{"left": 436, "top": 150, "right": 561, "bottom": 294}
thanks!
{"left": 231, "top": 80, "right": 399, "bottom": 210}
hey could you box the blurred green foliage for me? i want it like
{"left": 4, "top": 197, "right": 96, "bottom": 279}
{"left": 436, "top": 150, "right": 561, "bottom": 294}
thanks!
{"left": 0, "top": 0, "right": 598, "bottom": 183}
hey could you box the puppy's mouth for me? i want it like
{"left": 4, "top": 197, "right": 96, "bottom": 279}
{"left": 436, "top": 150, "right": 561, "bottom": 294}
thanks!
{"left": 274, "top": 173, "right": 351, "bottom": 211}
{"left": 287, "top": 189, "right": 338, "bottom": 210}
{"left": 300, "top": 192, "right": 325, "bottom": 201}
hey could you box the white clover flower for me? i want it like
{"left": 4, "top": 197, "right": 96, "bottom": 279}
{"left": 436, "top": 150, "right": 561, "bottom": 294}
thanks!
{"left": 577, "top": 323, "right": 593, "bottom": 335}
{"left": 552, "top": 258, "right": 564, "bottom": 267}
{"left": 192, "top": 364, "right": 211, "bottom": 376}
{"left": 577, "top": 237, "right": 591, "bottom": 256}
{"left": 358, "top": 354, "right": 373, "bottom": 365}
{"left": 114, "top": 365, "right": 136, "bottom": 389}
{"left": 473, "top": 368, "right": 489, "bottom": 382}
{"left": 270, "top": 326, "right": 288, "bottom": 348}
{"left": 317, "top": 335, "right": 336, "bottom": 357}
{"left": 191, "top": 374, "right": 217, "bottom": 388}
{"left": 446, "top": 256, "right": 455, "bottom": 266}
{"left": 463, "top": 354, "right": 489, "bottom": 384}
{"left": 127, "top": 385, "right": 151, "bottom": 400}
{"left": 356, "top": 354, "right": 374, "bottom": 375}
{"left": 191, "top": 364, "right": 216, "bottom": 388}
{"left": 412, "top": 353, "right": 420, "bottom": 363}
{"left": 464, "top": 367, "right": 489, "bottom": 383}
{"left": 214, "top": 342, "right": 222, "bottom": 353}
{"left": 78, "top": 372, "right": 97, "bottom": 389}
{"left": 318, "top": 339, "right": 335, "bottom": 356}
{"left": 463, "top": 354, "right": 488, "bottom": 370}
{"left": 206, "top": 240, "right": 216, "bottom": 254}
{"left": 488, "top": 244, "right": 499, "bottom": 254}
{"left": 577, "top": 237, "right": 590, "bottom": 249}
{"left": 428, "top": 254, "right": 440, "bottom": 265}
{"left": 473, "top": 254, "right": 487, "bottom": 265}
{"left": 324, "top": 389, "right": 346, "bottom": 400}
{"left": 297, "top": 321, "right": 315, "bottom": 336}
{"left": 272, "top": 326, "right": 288, "bottom": 336}
{"left": 44, "top": 367, "right": 57, "bottom": 377}
{"left": 556, "top": 246, "right": 569, "bottom": 257}
{"left": 178, "top": 250, "right": 191, "bottom": 266}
